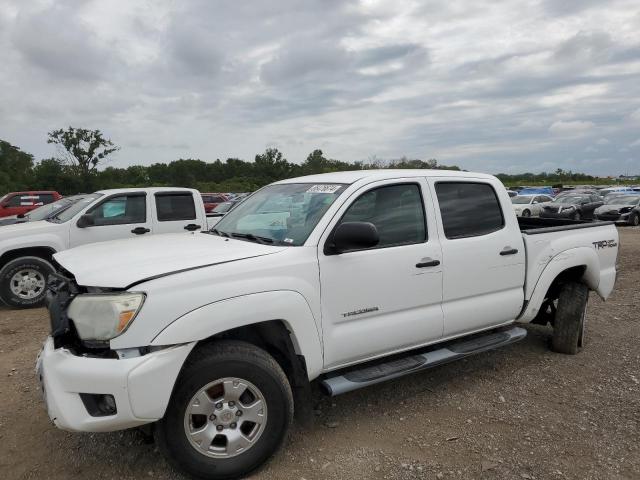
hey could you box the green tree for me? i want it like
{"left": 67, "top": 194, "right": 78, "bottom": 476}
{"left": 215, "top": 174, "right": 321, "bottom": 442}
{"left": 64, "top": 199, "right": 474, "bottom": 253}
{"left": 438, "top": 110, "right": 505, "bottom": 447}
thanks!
{"left": 47, "top": 127, "right": 120, "bottom": 191}
{"left": 0, "top": 139, "right": 34, "bottom": 193}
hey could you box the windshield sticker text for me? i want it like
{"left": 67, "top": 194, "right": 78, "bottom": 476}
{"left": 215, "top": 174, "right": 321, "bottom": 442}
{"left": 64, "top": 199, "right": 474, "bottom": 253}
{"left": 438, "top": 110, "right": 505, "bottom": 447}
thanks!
{"left": 306, "top": 184, "right": 341, "bottom": 194}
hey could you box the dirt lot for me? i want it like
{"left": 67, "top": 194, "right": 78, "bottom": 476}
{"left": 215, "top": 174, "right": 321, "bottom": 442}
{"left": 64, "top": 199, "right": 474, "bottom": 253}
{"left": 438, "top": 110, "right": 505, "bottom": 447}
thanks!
{"left": 1, "top": 228, "right": 638, "bottom": 480}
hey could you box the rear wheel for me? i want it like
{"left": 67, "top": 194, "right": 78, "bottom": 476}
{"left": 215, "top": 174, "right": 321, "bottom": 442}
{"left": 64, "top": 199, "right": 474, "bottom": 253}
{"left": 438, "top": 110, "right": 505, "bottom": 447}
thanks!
{"left": 629, "top": 212, "right": 640, "bottom": 226}
{"left": 551, "top": 282, "right": 589, "bottom": 355}
{"left": 522, "top": 209, "right": 531, "bottom": 218}
{"left": 0, "top": 256, "right": 54, "bottom": 308}
{"left": 156, "top": 341, "right": 293, "bottom": 480}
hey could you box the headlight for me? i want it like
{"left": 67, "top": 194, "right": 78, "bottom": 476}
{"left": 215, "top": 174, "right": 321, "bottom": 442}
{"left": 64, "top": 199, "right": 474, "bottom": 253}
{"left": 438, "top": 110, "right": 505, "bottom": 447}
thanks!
{"left": 559, "top": 206, "right": 575, "bottom": 213}
{"left": 67, "top": 293, "right": 145, "bottom": 341}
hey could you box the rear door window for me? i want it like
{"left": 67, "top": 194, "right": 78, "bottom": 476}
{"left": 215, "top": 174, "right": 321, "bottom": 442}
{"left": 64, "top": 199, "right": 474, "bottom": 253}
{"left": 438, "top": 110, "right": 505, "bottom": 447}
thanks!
{"left": 156, "top": 193, "right": 197, "bottom": 221}
{"left": 435, "top": 182, "right": 504, "bottom": 239}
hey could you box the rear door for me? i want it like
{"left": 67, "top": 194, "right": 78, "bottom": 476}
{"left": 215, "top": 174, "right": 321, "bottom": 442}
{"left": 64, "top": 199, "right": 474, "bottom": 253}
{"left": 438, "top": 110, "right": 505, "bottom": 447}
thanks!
{"left": 318, "top": 179, "right": 444, "bottom": 369}
{"left": 69, "top": 192, "right": 152, "bottom": 248}
{"left": 429, "top": 179, "right": 525, "bottom": 337}
{"left": 153, "top": 191, "right": 203, "bottom": 234}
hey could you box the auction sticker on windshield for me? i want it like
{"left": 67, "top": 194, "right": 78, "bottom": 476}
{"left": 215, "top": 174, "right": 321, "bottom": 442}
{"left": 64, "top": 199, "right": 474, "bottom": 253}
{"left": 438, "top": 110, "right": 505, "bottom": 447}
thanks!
{"left": 306, "top": 184, "right": 342, "bottom": 194}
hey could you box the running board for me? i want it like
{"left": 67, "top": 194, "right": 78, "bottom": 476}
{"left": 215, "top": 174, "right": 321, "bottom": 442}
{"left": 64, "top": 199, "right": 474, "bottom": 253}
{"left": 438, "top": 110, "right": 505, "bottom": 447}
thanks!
{"left": 320, "top": 326, "right": 527, "bottom": 396}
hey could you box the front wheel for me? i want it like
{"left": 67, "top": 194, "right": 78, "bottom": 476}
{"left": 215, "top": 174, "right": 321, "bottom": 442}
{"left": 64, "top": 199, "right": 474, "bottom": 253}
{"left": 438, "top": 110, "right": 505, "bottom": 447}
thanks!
{"left": 629, "top": 212, "right": 640, "bottom": 227}
{"left": 156, "top": 341, "right": 294, "bottom": 480}
{"left": 0, "top": 256, "right": 54, "bottom": 308}
{"left": 551, "top": 282, "right": 589, "bottom": 354}
{"left": 573, "top": 211, "right": 582, "bottom": 221}
{"left": 522, "top": 209, "right": 531, "bottom": 218}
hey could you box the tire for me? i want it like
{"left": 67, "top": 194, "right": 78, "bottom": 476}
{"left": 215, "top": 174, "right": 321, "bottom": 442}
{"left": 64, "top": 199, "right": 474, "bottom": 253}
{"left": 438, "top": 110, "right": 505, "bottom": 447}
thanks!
{"left": 0, "top": 256, "right": 54, "bottom": 308}
{"left": 551, "top": 282, "right": 589, "bottom": 355}
{"left": 573, "top": 211, "right": 582, "bottom": 221}
{"left": 522, "top": 209, "right": 531, "bottom": 218}
{"left": 629, "top": 212, "right": 640, "bottom": 227}
{"left": 156, "top": 341, "right": 294, "bottom": 480}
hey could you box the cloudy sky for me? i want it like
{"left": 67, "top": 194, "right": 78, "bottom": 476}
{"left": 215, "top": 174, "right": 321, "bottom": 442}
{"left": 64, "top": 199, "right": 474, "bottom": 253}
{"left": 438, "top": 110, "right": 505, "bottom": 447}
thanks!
{"left": 1, "top": 0, "right": 639, "bottom": 175}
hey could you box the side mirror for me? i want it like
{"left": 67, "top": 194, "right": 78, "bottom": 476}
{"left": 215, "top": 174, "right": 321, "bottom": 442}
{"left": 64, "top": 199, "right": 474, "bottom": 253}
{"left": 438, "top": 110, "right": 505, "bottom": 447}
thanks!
{"left": 532, "top": 201, "right": 538, "bottom": 204}
{"left": 328, "top": 221, "right": 379, "bottom": 254}
{"left": 76, "top": 214, "right": 95, "bottom": 228}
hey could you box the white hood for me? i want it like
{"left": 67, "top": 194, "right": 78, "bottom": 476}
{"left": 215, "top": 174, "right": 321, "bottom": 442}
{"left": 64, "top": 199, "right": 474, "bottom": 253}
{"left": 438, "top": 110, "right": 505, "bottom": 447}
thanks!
{"left": 54, "top": 233, "right": 287, "bottom": 288}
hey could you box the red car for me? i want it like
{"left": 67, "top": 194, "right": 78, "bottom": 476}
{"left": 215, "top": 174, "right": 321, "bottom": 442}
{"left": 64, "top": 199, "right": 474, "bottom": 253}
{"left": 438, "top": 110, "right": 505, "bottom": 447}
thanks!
{"left": 201, "top": 193, "right": 229, "bottom": 214}
{"left": 0, "top": 191, "right": 62, "bottom": 218}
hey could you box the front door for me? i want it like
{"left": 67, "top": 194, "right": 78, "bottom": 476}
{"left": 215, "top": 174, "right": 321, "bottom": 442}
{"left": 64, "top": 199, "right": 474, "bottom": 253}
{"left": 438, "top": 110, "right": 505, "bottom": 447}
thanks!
{"left": 69, "top": 192, "right": 152, "bottom": 248}
{"left": 318, "top": 179, "right": 444, "bottom": 369}
{"left": 430, "top": 179, "right": 526, "bottom": 337}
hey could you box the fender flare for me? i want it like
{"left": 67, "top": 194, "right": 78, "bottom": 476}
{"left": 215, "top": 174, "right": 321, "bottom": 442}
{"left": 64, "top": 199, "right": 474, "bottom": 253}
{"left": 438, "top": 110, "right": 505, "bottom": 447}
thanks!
{"left": 150, "top": 290, "right": 324, "bottom": 379}
{"left": 518, "top": 246, "right": 599, "bottom": 323}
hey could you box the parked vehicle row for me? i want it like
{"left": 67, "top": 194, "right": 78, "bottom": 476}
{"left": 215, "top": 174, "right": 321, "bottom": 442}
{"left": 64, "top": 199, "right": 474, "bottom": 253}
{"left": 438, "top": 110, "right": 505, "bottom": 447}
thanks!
{"left": 36, "top": 170, "right": 619, "bottom": 479}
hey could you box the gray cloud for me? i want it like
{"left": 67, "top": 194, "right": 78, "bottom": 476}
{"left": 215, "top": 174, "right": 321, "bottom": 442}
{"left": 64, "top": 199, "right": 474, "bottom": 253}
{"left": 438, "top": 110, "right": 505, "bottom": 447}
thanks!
{"left": 0, "top": 0, "right": 639, "bottom": 176}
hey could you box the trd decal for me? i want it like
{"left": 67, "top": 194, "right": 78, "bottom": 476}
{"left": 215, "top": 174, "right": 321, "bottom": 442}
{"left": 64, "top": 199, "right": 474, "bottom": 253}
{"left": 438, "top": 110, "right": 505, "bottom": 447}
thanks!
{"left": 592, "top": 240, "right": 618, "bottom": 249}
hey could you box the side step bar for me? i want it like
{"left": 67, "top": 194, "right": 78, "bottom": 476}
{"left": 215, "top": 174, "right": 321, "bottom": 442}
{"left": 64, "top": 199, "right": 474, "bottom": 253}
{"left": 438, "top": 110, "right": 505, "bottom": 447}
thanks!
{"left": 320, "top": 326, "right": 527, "bottom": 396}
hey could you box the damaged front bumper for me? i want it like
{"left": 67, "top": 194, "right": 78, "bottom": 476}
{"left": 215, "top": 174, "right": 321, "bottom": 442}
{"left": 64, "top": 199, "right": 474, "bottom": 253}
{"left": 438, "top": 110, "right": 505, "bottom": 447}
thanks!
{"left": 36, "top": 275, "right": 194, "bottom": 433}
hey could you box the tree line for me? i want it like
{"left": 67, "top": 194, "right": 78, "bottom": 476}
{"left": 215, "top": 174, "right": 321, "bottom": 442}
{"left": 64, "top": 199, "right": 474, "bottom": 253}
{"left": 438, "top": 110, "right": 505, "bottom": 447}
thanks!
{"left": 0, "top": 128, "right": 460, "bottom": 195}
{"left": 0, "top": 127, "right": 631, "bottom": 196}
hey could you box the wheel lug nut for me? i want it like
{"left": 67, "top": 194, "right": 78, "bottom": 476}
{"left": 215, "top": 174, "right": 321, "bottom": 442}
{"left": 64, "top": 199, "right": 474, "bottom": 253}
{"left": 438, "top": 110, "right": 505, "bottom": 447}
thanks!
{"left": 236, "top": 410, "right": 242, "bottom": 416}
{"left": 228, "top": 401, "right": 235, "bottom": 407}
{"left": 215, "top": 402, "right": 223, "bottom": 409}
{"left": 209, "top": 414, "right": 216, "bottom": 421}
{"left": 216, "top": 425, "right": 223, "bottom": 431}
{"left": 230, "top": 422, "right": 237, "bottom": 429}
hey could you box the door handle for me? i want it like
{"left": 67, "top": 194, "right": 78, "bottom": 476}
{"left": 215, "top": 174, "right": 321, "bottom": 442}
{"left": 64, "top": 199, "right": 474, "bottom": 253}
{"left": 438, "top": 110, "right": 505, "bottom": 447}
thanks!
{"left": 500, "top": 247, "right": 519, "bottom": 256}
{"left": 416, "top": 259, "right": 441, "bottom": 268}
{"left": 184, "top": 224, "right": 201, "bottom": 231}
{"left": 131, "top": 227, "right": 150, "bottom": 235}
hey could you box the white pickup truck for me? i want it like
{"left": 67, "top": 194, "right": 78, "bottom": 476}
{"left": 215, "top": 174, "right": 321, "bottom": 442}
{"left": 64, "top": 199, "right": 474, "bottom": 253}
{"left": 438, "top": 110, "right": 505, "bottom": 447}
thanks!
{"left": 38, "top": 170, "right": 618, "bottom": 479}
{"left": 0, "top": 187, "right": 206, "bottom": 308}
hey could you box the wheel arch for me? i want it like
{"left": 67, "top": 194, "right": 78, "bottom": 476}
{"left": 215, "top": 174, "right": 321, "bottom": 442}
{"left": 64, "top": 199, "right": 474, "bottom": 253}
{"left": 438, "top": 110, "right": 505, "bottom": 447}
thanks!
{"left": 149, "top": 290, "right": 323, "bottom": 381}
{"left": 0, "top": 246, "right": 57, "bottom": 271}
{"left": 518, "top": 246, "right": 600, "bottom": 323}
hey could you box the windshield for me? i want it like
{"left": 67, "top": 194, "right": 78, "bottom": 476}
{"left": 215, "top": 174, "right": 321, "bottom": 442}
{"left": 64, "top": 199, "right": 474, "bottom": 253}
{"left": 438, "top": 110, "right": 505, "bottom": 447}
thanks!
{"left": 553, "top": 196, "right": 584, "bottom": 204}
{"left": 26, "top": 196, "right": 76, "bottom": 221}
{"left": 212, "top": 183, "right": 347, "bottom": 245}
{"left": 48, "top": 194, "right": 102, "bottom": 223}
{"left": 511, "top": 196, "right": 533, "bottom": 204}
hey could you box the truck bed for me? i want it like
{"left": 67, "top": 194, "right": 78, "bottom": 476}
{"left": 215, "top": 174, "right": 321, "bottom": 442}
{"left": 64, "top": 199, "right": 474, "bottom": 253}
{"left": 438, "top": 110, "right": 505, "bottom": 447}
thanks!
{"left": 518, "top": 217, "right": 618, "bottom": 313}
{"left": 518, "top": 216, "right": 614, "bottom": 234}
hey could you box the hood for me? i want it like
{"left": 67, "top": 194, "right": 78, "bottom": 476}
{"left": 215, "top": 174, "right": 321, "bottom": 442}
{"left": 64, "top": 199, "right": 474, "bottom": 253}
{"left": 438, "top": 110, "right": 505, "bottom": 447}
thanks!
{"left": 54, "top": 233, "right": 287, "bottom": 289}
{"left": 0, "top": 219, "right": 57, "bottom": 235}
{"left": 596, "top": 204, "right": 634, "bottom": 212}
{"left": 0, "top": 215, "right": 23, "bottom": 226}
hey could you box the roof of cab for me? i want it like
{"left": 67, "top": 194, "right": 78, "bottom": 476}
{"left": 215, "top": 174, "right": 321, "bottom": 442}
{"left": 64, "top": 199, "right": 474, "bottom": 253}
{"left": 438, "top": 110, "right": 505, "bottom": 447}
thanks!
{"left": 95, "top": 187, "right": 196, "bottom": 195}
{"left": 275, "top": 169, "right": 495, "bottom": 185}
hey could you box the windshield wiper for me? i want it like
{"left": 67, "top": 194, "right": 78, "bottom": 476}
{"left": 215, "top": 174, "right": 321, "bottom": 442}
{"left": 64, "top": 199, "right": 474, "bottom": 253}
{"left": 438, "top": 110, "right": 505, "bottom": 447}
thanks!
{"left": 209, "top": 228, "right": 230, "bottom": 238}
{"left": 229, "top": 232, "right": 275, "bottom": 245}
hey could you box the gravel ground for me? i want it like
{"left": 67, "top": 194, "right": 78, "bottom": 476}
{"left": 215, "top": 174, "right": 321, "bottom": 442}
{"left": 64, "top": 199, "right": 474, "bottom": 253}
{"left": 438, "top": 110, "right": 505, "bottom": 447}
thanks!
{"left": 1, "top": 228, "right": 638, "bottom": 480}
